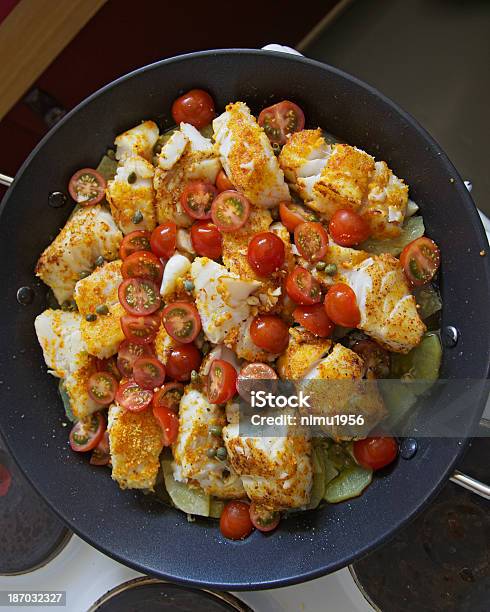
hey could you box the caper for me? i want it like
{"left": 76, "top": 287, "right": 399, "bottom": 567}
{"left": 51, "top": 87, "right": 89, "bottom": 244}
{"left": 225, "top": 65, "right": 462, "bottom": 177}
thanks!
{"left": 106, "top": 149, "right": 116, "bottom": 160}
{"left": 132, "top": 210, "right": 143, "bottom": 224}
{"left": 190, "top": 370, "right": 200, "bottom": 384}
{"left": 271, "top": 142, "right": 282, "bottom": 156}
{"left": 95, "top": 304, "right": 109, "bottom": 315}
{"left": 61, "top": 300, "right": 77, "bottom": 312}
{"left": 316, "top": 261, "right": 327, "bottom": 271}
{"left": 85, "top": 313, "right": 97, "bottom": 322}
{"left": 201, "top": 341, "right": 210, "bottom": 355}
{"left": 94, "top": 255, "right": 105, "bottom": 267}
{"left": 78, "top": 270, "right": 91, "bottom": 279}
{"left": 209, "top": 425, "right": 222, "bottom": 437}
{"left": 325, "top": 263, "right": 338, "bottom": 276}
{"left": 127, "top": 171, "right": 137, "bottom": 184}
{"left": 184, "top": 279, "right": 194, "bottom": 292}
{"left": 216, "top": 446, "right": 227, "bottom": 460}
{"left": 206, "top": 448, "right": 217, "bottom": 458}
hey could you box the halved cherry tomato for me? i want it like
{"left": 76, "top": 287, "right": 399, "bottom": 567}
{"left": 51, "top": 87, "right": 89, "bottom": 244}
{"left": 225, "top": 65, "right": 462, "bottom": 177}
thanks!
{"left": 247, "top": 232, "right": 285, "bottom": 276}
{"left": 166, "top": 344, "right": 202, "bottom": 382}
{"left": 152, "top": 382, "right": 185, "bottom": 413}
{"left": 258, "top": 100, "right": 305, "bottom": 146}
{"left": 117, "top": 341, "right": 155, "bottom": 378}
{"left": 180, "top": 180, "right": 217, "bottom": 220}
{"left": 121, "top": 251, "right": 163, "bottom": 284}
{"left": 118, "top": 278, "right": 161, "bottom": 315}
{"left": 324, "top": 283, "right": 360, "bottom": 328}
{"left": 400, "top": 237, "right": 440, "bottom": 286}
{"left": 293, "top": 304, "right": 334, "bottom": 338}
{"left": 0, "top": 464, "right": 12, "bottom": 497}
{"left": 87, "top": 372, "right": 118, "bottom": 405}
{"left": 286, "top": 266, "right": 322, "bottom": 305}
{"left": 190, "top": 221, "right": 223, "bottom": 259}
{"left": 69, "top": 412, "right": 105, "bottom": 452}
{"left": 150, "top": 222, "right": 177, "bottom": 259}
{"left": 353, "top": 436, "right": 398, "bottom": 471}
{"left": 250, "top": 315, "right": 289, "bottom": 353}
{"left": 220, "top": 501, "right": 254, "bottom": 540}
{"left": 351, "top": 339, "right": 390, "bottom": 379}
{"left": 171, "top": 89, "right": 215, "bottom": 129}
{"left": 211, "top": 190, "right": 250, "bottom": 232}
{"left": 153, "top": 404, "right": 179, "bottom": 446}
{"left": 207, "top": 359, "right": 237, "bottom": 404}
{"left": 68, "top": 168, "right": 106, "bottom": 206}
{"left": 115, "top": 380, "right": 153, "bottom": 412}
{"left": 329, "top": 209, "right": 371, "bottom": 246}
{"left": 279, "top": 201, "right": 318, "bottom": 232}
{"left": 237, "top": 362, "right": 277, "bottom": 402}
{"left": 294, "top": 222, "right": 329, "bottom": 262}
{"left": 119, "top": 230, "right": 151, "bottom": 260}
{"left": 133, "top": 357, "right": 166, "bottom": 390}
{"left": 121, "top": 313, "right": 160, "bottom": 345}
{"left": 96, "top": 356, "right": 121, "bottom": 381}
{"left": 216, "top": 169, "right": 234, "bottom": 192}
{"left": 249, "top": 502, "right": 280, "bottom": 532}
{"left": 162, "top": 302, "right": 201, "bottom": 343}
{"left": 90, "top": 431, "right": 110, "bottom": 466}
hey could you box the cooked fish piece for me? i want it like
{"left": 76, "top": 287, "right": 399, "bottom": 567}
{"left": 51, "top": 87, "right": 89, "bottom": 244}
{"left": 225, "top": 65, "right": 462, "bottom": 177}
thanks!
{"left": 115, "top": 120, "right": 159, "bottom": 162}
{"left": 34, "top": 309, "right": 99, "bottom": 419}
{"left": 35, "top": 205, "right": 122, "bottom": 304}
{"left": 213, "top": 102, "right": 290, "bottom": 208}
{"left": 342, "top": 253, "right": 426, "bottom": 353}
{"left": 190, "top": 257, "right": 261, "bottom": 344}
{"left": 108, "top": 404, "right": 164, "bottom": 490}
{"left": 154, "top": 323, "right": 177, "bottom": 365}
{"left": 302, "top": 343, "right": 387, "bottom": 440}
{"left": 223, "top": 403, "right": 313, "bottom": 510}
{"left": 279, "top": 131, "right": 408, "bottom": 239}
{"left": 277, "top": 327, "right": 332, "bottom": 379}
{"left": 106, "top": 156, "right": 156, "bottom": 234}
{"left": 160, "top": 252, "right": 191, "bottom": 299}
{"left": 154, "top": 123, "right": 220, "bottom": 227}
{"left": 172, "top": 388, "right": 245, "bottom": 499}
{"left": 74, "top": 260, "right": 125, "bottom": 358}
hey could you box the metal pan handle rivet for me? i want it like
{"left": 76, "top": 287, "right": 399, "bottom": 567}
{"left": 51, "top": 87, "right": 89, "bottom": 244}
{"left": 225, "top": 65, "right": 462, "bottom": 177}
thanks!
{"left": 442, "top": 325, "right": 459, "bottom": 347}
{"left": 48, "top": 191, "right": 68, "bottom": 208}
{"left": 16, "top": 286, "right": 34, "bottom": 305}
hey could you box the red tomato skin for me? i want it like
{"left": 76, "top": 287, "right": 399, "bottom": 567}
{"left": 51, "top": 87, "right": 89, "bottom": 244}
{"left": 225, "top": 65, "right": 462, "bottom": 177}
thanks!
{"left": 180, "top": 180, "right": 217, "bottom": 220}
{"left": 117, "top": 341, "right": 154, "bottom": 378}
{"left": 249, "top": 503, "right": 280, "bottom": 532}
{"left": 207, "top": 359, "right": 238, "bottom": 404}
{"left": 211, "top": 190, "right": 250, "bottom": 232}
{"left": 258, "top": 101, "right": 305, "bottom": 145}
{"left": 216, "top": 170, "right": 234, "bottom": 192}
{"left": 90, "top": 431, "right": 110, "bottom": 466}
{"left": 0, "top": 464, "right": 12, "bottom": 497}
{"left": 400, "top": 237, "right": 441, "bottom": 286}
{"left": 153, "top": 405, "right": 179, "bottom": 446}
{"left": 220, "top": 501, "right": 254, "bottom": 540}
{"left": 329, "top": 209, "right": 371, "bottom": 246}
{"left": 119, "top": 231, "right": 151, "bottom": 260}
{"left": 115, "top": 380, "right": 153, "bottom": 412}
{"left": 152, "top": 382, "right": 185, "bottom": 412}
{"left": 353, "top": 437, "right": 398, "bottom": 471}
{"left": 293, "top": 304, "right": 334, "bottom": 337}
{"left": 166, "top": 344, "right": 202, "bottom": 382}
{"left": 161, "top": 302, "right": 201, "bottom": 343}
{"left": 294, "top": 222, "right": 329, "bottom": 262}
{"left": 118, "top": 278, "right": 161, "bottom": 316}
{"left": 87, "top": 372, "right": 118, "bottom": 405}
{"left": 247, "top": 232, "right": 285, "bottom": 276}
{"left": 133, "top": 357, "right": 166, "bottom": 390}
{"left": 279, "top": 201, "right": 316, "bottom": 232}
{"left": 285, "top": 267, "right": 322, "bottom": 305}
{"left": 121, "top": 313, "right": 160, "bottom": 345}
{"left": 171, "top": 89, "right": 215, "bottom": 129}
{"left": 150, "top": 222, "right": 177, "bottom": 259}
{"left": 190, "top": 221, "right": 223, "bottom": 259}
{"left": 324, "top": 283, "right": 361, "bottom": 328}
{"left": 69, "top": 413, "right": 105, "bottom": 452}
{"left": 68, "top": 168, "right": 106, "bottom": 206}
{"left": 250, "top": 315, "right": 289, "bottom": 353}
{"left": 121, "top": 251, "right": 163, "bottom": 284}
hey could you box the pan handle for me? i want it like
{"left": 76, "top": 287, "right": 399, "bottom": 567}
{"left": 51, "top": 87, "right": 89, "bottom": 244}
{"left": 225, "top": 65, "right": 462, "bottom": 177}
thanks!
{"left": 450, "top": 471, "right": 490, "bottom": 500}
{"left": 0, "top": 172, "right": 13, "bottom": 187}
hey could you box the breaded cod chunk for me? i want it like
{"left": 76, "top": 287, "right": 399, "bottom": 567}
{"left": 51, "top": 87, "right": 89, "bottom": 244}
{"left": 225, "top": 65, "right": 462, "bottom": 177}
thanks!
{"left": 159, "top": 252, "right": 191, "bottom": 299}
{"left": 34, "top": 309, "right": 99, "bottom": 419}
{"left": 172, "top": 388, "right": 245, "bottom": 499}
{"left": 213, "top": 102, "right": 290, "bottom": 208}
{"left": 108, "top": 404, "right": 164, "bottom": 490}
{"left": 223, "top": 403, "right": 313, "bottom": 510}
{"left": 154, "top": 323, "right": 177, "bottom": 365}
{"left": 154, "top": 123, "right": 221, "bottom": 227}
{"left": 342, "top": 254, "right": 426, "bottom": 353}
{"left": 190, "top": 257, "right": 260, "bottom": 344}
{"left": 115, "top": 120, "right": 159, "bottom": 162}
{"left": 35, "top": 206, "right": 122, "bottom": 304}
{"left": 277, "top": 328, "right": 332, "bottom": 379}
{"left": 279, "top": 131, "right": 408, "bottom": 239}
{"left": 74, "top": 260, "right": 125, "bottom": 358}
{"left": 106, "top": 156, "right": 156, "bottom": 234}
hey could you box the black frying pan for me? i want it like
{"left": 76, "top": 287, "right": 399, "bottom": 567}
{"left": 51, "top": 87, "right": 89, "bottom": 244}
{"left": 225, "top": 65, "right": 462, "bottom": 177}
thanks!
{"left": 0, "top": 50, "right": 489, "bottom": 590}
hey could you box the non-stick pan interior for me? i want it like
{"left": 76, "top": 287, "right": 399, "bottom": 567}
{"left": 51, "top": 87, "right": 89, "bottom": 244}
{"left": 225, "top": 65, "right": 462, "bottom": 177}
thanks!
{"left": 0, "top": 50, "right": 489, "bottom": 589}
